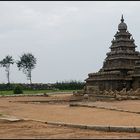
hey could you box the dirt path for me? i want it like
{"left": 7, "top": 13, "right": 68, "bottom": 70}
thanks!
{"left": 0, "top": 95, "right": 140, "bottom": 126}
{"left": 0, "top": 94, "right": 140, "bottom": 138}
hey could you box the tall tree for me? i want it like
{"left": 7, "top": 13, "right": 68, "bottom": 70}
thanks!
{"left": 0, "top": 55, "right": 14, "bottom": 84}
{"left": 17, "top": 53, "right": 37, "bottom": 84}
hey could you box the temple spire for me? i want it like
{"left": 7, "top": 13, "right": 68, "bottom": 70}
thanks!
{"left": 121, "top": 14, "right": 124, "bottom": 23}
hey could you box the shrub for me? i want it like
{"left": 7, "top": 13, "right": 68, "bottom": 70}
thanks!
{"left": 13, "top": 85, "right": 23, "bottom": 94}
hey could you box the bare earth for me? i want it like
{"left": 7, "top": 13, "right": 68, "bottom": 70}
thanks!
{"left": 0, "top": 93, "right": 140, "bottom": 139}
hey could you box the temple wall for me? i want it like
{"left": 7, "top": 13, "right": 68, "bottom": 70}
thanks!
{"left": 132, "top": 78, "right": 140, "bottom": 90}
{"left": 86, "top": 80, "right": 132, "bottom": 92}
{"left": 103, "top": 59, "right": 136, "bottom": 70}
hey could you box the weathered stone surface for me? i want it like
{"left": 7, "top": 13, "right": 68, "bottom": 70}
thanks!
{"left": 127, "top": 89, "right": 133, "bottom": 95}
{"left": 135, "top": 127, "right": 140, "bottom": 132}
{"left": 86, "top": 125, "right": 109, "bottom": 131}
{"left": 47, "top": 121, "right": 140, "bottom": 133}
{"left": 109, "top": 126, "right": 135, "bottom": 132}
{"left": 134, "top": 88, "right": 140, "bottom": 95}
{"left": 85, "top": 15, "right": 140, "bottom": 93}
{"left": 115, "top": 94, "right": 122, "bottom": 100}
{"left": 104, "top": 90, "right": 109, "bottom": 95}
{"left": 83, "top": 94, "right": 89, "bottom": 99}
{"left": 109, "top": 90, "right": 114, "bottom": 96}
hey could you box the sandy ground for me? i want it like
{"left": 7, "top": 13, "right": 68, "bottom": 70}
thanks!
{"left": 0, "top": 120, "right": 140, "bottom": 139}
{"left": 82, "top": 100, "right": 140, "bottom": 113}
{"left": 0, "top": 121, "right": 140, "bottom": 139}
{"left": 0, "top": 93, "right": 140, "bottom": 138}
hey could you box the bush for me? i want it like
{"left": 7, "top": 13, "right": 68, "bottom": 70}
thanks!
{"left": 13, "top": 85, "right": 23, "bottom": 94}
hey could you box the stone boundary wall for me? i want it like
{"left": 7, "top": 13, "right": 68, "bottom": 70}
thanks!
{"left": 46, "top": 121, "right": 140, "bottom": 133}
{"left": 0, "top": 92, "right": 73, "bottom": 98}
{"left": 69, "top": 103, "right": 140, "bottom": 114}
{"left": 0, "top": 93, "right": 45, "bottom": 97}
{"left": 1, "top": 117, "right": 140, "bottom": 133}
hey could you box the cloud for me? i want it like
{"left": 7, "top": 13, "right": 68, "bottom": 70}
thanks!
{"left": 0, "top": 1, "right": 140, "bottom": 83}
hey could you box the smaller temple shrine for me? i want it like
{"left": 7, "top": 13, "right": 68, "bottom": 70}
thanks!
{"left": 85, "top": 15, "right": 140, "bottom": 94}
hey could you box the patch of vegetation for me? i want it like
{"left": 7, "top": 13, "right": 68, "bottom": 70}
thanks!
{"left": 0, "top": 80, "right": 85, "bottom": 91}
{"left": 0, "top": 89, "right": 77, "bottom": 96}
{"left": 13, "top": 85, "right": 23, "bottom": 94}
{"left": 0, "top": 80, "right": 84, "bottom": 96}
{"left": 54, "top": 80, "right": 85, "bottom": 90}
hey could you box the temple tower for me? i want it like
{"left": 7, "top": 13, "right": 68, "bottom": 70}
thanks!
{"left": 102, "top": 15, "right": 139, "bottom": 72}
{"left": 85, "top": 15, "right": 140, "bottom": 92}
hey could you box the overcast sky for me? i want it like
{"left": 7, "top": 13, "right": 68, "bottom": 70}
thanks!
{"left": 0, "top": 1, "right": 140, "bottom": 83}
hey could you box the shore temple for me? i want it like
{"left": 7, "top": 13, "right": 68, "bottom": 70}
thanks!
{"left": 85, "top": 15, "right": 140, "bottom": 92}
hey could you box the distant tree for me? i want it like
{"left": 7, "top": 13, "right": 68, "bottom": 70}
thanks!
{"left": 0, "top": 55, "right": 14, "bottom": 84}
{"left": 17, "top": 53, "right": 37, "bottom": 84}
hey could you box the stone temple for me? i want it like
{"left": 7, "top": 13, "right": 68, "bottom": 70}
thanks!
{"left": 85, "top": 15, "right": 140, "bottom": 93}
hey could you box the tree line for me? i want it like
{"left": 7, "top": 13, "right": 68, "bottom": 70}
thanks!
{"left": 0, "top": 53, "right": 36, "bottom": 84}
{"left": 54, "top": 80, "right": 85, "bottom": 90}
{"left": 0, "top": 53, "right": 85, "bottom": 91}
{"left": 0, "top": 81, "right": 85, "bottom": 91}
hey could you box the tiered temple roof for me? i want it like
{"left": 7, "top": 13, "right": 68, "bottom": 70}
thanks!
{"left": 85, "top": 15, "right": 140, "bottom": 91}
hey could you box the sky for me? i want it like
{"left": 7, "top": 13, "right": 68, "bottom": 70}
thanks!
{"left": 0, "top": 1, "right": 140, "bottom": 83}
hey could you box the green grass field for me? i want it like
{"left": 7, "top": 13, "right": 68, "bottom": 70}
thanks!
{"left": 0, "top": 89, "right": 77, "bottom": 96}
